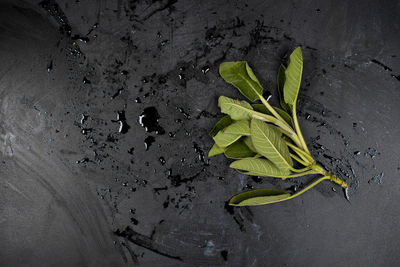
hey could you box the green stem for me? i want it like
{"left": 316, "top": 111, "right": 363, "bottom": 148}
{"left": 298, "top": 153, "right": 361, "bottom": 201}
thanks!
{"left": 278, "top": 169, "right": 318, "bottom": 179}
{"left": 329, "top": 173, "right": 348, "bottom": 188}
{"left": 288, "top": 175, "right": 330, "bottom": 199}
{"left": 290, "top": 166, "right": 313, "bottom": 173}
{"left": 258, "top": 94, "right": 289, "bottom": 127}
{"left": 286, "top": 141, "right": 313, "bottom": 163}
{"left": 256, "top": 94, "right": 304, "bottom": 145}
{"left": 258, "top": 175, "right": 330, "bottom": 205}
{"left": 254, "top": 173, "right": 348, "bottom": 205}
{"left": 292, "top": 102, "right": 310, "bottom": 154}
{"left": 253, "top": 112, "right": 303, "bottom": 148}
{"left": 290, "top": 153, "right": 309, "bottom": 166}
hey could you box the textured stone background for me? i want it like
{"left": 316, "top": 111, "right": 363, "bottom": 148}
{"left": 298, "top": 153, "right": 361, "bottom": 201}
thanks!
{"left": 0, "top": 0, "right": 399, "bottom": 266}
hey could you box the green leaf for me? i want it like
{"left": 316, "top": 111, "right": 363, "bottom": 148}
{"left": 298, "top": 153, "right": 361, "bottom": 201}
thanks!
{"left": 209, "top": 116, "right": 233, "bottom": 137}
{"left": 219, "top": 62, "right": 263, "bottom": 102}
{"left": 224, "top": 139, "right": 256, "bottom": 159}
{"left": 252, "top": 104, "right": 294, "bottom": 128}
{"left": 229, "top": 188, "right": 291, "bottom": 206}
{"left": 243, "top": 136, "right": 256, "bottom": 152}
{"left": 230, "top": 158, "right": 291, "bottom": 177}
{"left": 223, "top": 120, "right": 250, "bottom": 136}
{"left": 250, "top": 119, "right": 293, "bottom": 170}
{"left": 277, "top": 64, "right": 291, "bottom": 113}
{"left": 213, "top": 131, "right": 241, "bottom": 148}
{"left": 208, "top": 143, "right": 224, "bottom": 157}
{"left": 218, "top": 96, "right": 254, "bottom": 120}
{"left": 283, "top": 47, "right": 303, "bottom": 109}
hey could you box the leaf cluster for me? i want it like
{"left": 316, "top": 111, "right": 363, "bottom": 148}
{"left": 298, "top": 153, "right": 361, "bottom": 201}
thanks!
{"left": 209, "top": 48, "right": 347, "bottom": 206}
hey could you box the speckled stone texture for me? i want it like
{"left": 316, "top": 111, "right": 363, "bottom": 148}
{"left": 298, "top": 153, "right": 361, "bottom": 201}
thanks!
{"left": 0, "top": 0, "right": 399, "bottom": 266}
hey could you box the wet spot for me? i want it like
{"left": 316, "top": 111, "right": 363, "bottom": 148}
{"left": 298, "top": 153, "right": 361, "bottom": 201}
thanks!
{"left": 144, "top": 136, "right": 155, "bottom": 151}
{"left": 139, "top": 107, "right": 165, "bottom": 134}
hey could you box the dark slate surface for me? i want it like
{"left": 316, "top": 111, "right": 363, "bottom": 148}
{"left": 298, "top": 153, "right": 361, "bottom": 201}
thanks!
{"left": 0, "top": 0, "right": 399, "bottom": 266}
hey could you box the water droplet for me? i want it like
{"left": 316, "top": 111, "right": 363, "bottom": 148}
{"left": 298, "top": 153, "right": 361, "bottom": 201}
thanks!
{"left": 80, "top": 114, "right": 88, "bottom": 124}
{"left": 344, "top": 187, "right": 350, "bottom": 200}
{"left": 138, "top": 107, "right": 165, "bottom": 134}
{"left": 130, "top": 217, "right": 139, "bottom": 225}
{"left": 111, "top": 88, "right": 124, "bottom": 99}
{"left": 47, "top": 60, "right": 53, "bottom": 72}
{"left": 72, "top": 35, "right": 89, "bottom": 43}
{"left": 193, "top": 142, "right": 206, "bottom": 164}
{"left": 201, "top": 66, "right": 210, "bottom": 74}
{"left": 81, "top": 128, "right": 92, "bottom": 135}
{"left": 83, "top": 77, "right": 91, "bottom": 84}
{"left": 159, "top": 157, "right": 166, "bottom": 165}
{"left": 114, "top": 111, "right": 130, "bottom": 134}
{"left": 76, "top": 157, "right": 89, "bottom": 164}
{"left": 176, "top": 107, "right": 191, "bottom": 119}
{"left": 365, "top": 148, "right": 377, "bottom": 159}
{"left": 144, "top": 136, "right": 155, "bottom": 151}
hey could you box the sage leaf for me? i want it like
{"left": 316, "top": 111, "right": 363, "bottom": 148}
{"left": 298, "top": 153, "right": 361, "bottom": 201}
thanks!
{"left": 219, "top": 62, "right": 263, "bottom": 102}
{"left": 224, "top": 139, "right": 256, "bottom": 159}
{"left": 213, "top": 131, "right": 241, "bottom": 148}
{"left": 230, "top": 158, "right": 291, "bottom": 177}
{"left": 209, "top": 116, "right": 233, "bottom": 137}
{"left": 250, "top": 119, "right": 293, "bottom": 170}
{"left": 218, "top": 96, "right": 254, "bottom": 120}
{"left": 277, "top": 64, "right": 291, "bottom": 113}
{"left": 252, "top": 104, "right": 294, "bottom": 128}
{"left": 243, "top": 136, "right": 256, "bottom": 152}
{"left": 229, "top": 188, "right": 291, "bottom": 206}
{"left": 223, "top": 120, "right": 250, "bottom": 136}
{"left": 283, "top": 47, "right": 303, "bottom": 109}
{"left": 208, "top": 143, "right": 224, "bottom": 157}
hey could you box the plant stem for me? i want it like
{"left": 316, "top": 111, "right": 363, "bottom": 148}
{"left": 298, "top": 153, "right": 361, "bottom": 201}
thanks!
{"left": 264, "top": 172, "right": 348, "bottom": 205}
{"left": 329, "top": 173, "right": 348, "bottom": 188}
{"left": 255, "top": 95, "right": 311, "bottom": 160}
{"left": 278, "top": 170, "right": 319, "bottom": 179}
{"left": 287, "top": 175, "right": 331, "bottom": 199}
{"left": 253, "top": 112, "right": 303, "bottom": 148}
{"left": 290, "top": 166, "right": 313, "bottom": 173}
{"left": 256, "top": 175, "right": 331, "bottom": 205}
{"left": 292, "top": 102, "right": 310, "bottom": 154}
{"left": 286, "top": 141, "right": 313, "bottom": 163}
{"left": 258, "top": 93, "right": 289, "bottom": 127}
{"left": 257, "top": 94, "right": 307, "bottom": 147}
{"left": 290, "top": 153, "right": 309, "bottom": 166}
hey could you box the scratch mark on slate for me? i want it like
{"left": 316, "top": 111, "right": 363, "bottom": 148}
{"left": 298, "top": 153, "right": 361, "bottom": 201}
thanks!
{"left": 114, "top": 226, "right": 183, "bottom": 261}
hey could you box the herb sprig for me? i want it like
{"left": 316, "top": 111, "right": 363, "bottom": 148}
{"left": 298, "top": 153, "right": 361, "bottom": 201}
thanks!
{"left": 209, "top": 47, "right": 347, "bottom": 206}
